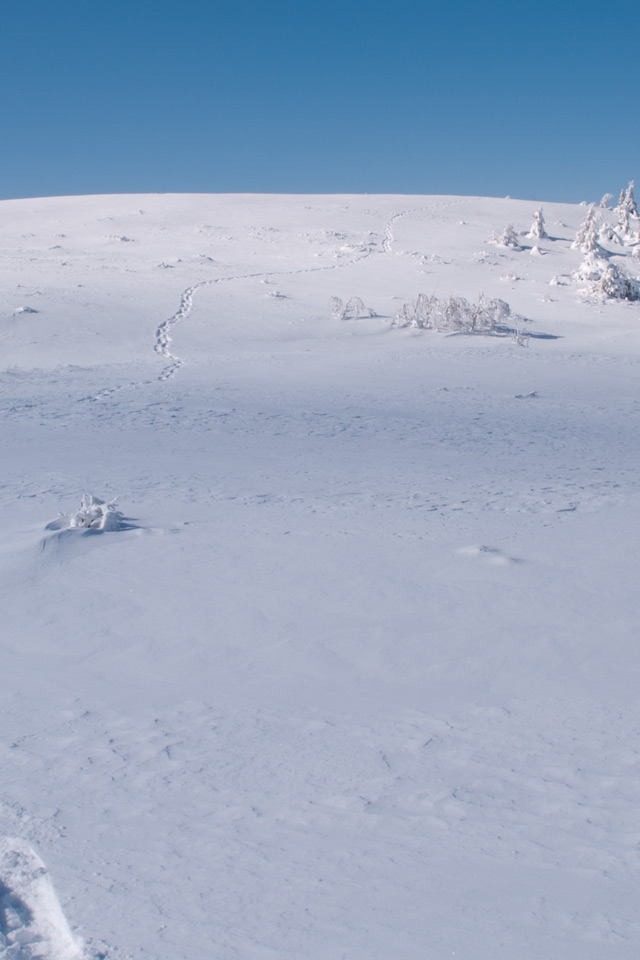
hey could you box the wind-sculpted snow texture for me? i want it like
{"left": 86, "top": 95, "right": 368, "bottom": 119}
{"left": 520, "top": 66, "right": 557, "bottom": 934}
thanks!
{"left": 1, "top": 193, "right": 640, "bottom": 960}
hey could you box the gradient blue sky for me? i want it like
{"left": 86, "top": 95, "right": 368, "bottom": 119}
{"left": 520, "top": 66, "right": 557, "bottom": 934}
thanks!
{"left": 2, "top": 0, "right": 638, "bottom": 202}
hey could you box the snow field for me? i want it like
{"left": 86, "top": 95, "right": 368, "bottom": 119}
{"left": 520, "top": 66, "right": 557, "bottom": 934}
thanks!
{"left": 1, "top": 193, "right": 640, "bottom": 958}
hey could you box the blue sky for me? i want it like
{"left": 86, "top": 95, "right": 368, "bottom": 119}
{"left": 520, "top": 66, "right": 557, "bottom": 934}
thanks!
{"left": 1, "top": 0, "right": 638, "bottom": 202}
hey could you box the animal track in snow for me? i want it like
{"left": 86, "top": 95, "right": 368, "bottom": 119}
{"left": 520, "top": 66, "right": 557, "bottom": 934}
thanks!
{"left": 153, "top": 209, "right": 424, "bottom": 380}
{"left": 154, "top": 282, "right": 208, "bottom": 381}
{"left": 153, "top": 202, "right": 460, "bottom": 381}
{"left": 382, "top": 209, "right": 423, "bottom": 254}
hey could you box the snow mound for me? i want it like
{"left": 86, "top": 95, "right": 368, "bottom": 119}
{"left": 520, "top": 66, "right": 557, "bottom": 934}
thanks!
{"left": 0, "top": 837, "right": 84, "bottom": 960}
{"left": 45, "top": 495, "right": 134, "bottom": 533}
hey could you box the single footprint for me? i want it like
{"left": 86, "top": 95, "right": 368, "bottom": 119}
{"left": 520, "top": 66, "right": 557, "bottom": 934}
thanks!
{"left": 456, "top": 544, "right": 522, "bottom": 566}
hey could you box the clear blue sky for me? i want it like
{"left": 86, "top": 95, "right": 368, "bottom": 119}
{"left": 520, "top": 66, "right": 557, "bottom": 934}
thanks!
{"left": 1, "top": 0, "right": 638, "bottom": 202}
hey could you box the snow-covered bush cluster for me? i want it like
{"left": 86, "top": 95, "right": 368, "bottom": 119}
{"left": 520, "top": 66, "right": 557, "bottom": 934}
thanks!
{"left": 478, "top": 184, "right": 640, "bottom": 305}
{"left": 45, "top": 494, "right": 126, "bottom": 532}
{"left": 571, "top": 184, "right": 639, "bottom": 251}
{"left": 572, "top": 253, "right": 640, "bottom": 302}
{"left": 491, "top": 209, "right": 546, "bottom": 246}
{"left": 391, "top": 292, "right": 526, "bottom": 337}
{"left": 330, "top": 296, "right": 377, "bottom": 320}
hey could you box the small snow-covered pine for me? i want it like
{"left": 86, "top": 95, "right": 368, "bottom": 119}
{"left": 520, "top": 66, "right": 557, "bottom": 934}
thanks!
{"left": 492, "top": 224, "right": 521, "bottom": 249}
{"left": 527, "top": 208, "right": 547, "bottom": 239}
{"left": 624, "top": 180, "right": 639, "bottom": 219}
{"left": 615, "top": 181, "right": 639, "bottom": 242}
{"left": 572, "top": 205, "right": 603, "bottom": 254}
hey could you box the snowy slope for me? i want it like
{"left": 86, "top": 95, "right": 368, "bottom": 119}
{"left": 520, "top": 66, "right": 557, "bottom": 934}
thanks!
{"left": 1, "top": 193, "right": 640, "bottom": 959}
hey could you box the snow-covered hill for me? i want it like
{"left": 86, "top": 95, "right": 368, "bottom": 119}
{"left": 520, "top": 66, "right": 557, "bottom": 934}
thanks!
{"left": 1, "top": 193, "right": 640, "bottom": 959}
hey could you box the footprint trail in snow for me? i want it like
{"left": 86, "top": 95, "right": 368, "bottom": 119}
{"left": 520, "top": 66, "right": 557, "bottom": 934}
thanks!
{"left": 152, "top": 207, "right": 428, "bottom": 382}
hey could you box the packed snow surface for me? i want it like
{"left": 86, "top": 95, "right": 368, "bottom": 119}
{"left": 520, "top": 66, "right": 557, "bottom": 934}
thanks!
{"left": 1, "top": 193, "right": 640, "bottom": 959}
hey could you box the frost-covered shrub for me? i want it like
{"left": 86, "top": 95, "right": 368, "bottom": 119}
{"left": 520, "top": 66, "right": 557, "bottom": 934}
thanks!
{"left": 330, "top": 296, "right": 376, "bottom": 320}
{"left": 45, "top": 495, "right": 126, "bottom": 532}
{"left": 439, "top": 296, "right": 476, "bottom": 332}
{"left": 392, "top": 293, "right": 521, "bottom": 335}
{"left": 473, "top": 294, "right": 513, "bottom": 331}
{"left": 394, "top": 292, "right": 436, "bottom": 329}
{"left": 491, "top": 224, "right": 521, "bottom": 249}
{"left": 572, "top": 252, "right": 640, "bottom": 301}
{"left": 527, "top": 208, "right": 547, "bottom": 239}
{"left": 330, "top": 296, "right": 345, "bottom": 319}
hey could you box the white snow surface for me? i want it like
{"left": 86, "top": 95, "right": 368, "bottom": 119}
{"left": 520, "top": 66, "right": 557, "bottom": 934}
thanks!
{"left": 1, "top": 193, "right": 640, "bottom": 959}
{"left": 0, "top": 838, "right": 84, "bottom": 959}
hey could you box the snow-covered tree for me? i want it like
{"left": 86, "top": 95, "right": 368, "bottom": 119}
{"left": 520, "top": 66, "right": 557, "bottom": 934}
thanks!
{"left": 624, "top": 180, "right": 639, "bottom": 218}
{"left": 572, "top": 205, "right": 603, "bottom": 254}
{"left": 492, "top": 224, "right": 521, "bottom": 249}
{"left": 599, "top": 193, "right": 614, "bottom": 209}
{"left": 527, "top": 208, "right": 547, "bottom": 239}
{"left": 617, "top": 204, "right": 631, "bottom": 238}
{"left": 572, "top": 252, "right": 640, "bottom": 301}
{"left": 598, "top": 221, "right": 622, "bottom": 245}
{"left": 615, "top": 181, "right": 639, "bottom": 241}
